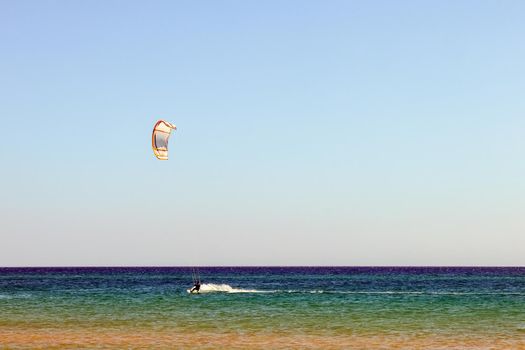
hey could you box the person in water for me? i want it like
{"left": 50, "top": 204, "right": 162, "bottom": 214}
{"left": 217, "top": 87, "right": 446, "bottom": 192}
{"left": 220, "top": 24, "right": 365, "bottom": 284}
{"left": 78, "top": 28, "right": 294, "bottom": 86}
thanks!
{"left": 190, "top": 281, "right": 201, "bottom": 293}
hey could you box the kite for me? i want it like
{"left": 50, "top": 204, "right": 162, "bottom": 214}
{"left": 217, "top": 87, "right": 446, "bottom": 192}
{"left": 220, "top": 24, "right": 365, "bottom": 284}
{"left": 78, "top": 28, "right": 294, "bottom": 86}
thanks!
{"left": 152, "top": 120, "right": 177, "bottom": 160}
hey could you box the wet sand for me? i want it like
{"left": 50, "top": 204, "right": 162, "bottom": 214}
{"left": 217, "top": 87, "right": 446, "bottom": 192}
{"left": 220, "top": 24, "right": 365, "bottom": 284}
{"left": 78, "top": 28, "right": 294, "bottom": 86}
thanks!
{"left": 1, "top": 327, "right": 524, "bottom": 349}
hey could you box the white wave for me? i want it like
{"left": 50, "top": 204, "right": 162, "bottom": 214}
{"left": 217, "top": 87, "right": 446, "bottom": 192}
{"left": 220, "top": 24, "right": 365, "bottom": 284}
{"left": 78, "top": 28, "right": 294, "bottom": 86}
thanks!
{"left": 187, "top": 283, "right": 265, "bottom": 294}
{"left": 185, "top": 286, "right": 525, "bottom": 296}
{"left": 0, "top": 293, "right": 32, "bottom": 299}
{"left": 325, "top": 291, "right": 525, "bottom": 296}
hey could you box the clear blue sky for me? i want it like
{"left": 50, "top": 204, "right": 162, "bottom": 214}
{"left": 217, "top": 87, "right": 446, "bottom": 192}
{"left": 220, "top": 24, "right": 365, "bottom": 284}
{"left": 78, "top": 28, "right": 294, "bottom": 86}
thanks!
{"left": 1, "top": 0, "right": 524, "bottom": 266}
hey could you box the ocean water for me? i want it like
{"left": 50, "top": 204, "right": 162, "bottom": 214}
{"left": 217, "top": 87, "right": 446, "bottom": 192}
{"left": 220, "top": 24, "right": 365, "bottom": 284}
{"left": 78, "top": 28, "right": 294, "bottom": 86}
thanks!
{"left": 1, "top": 267, "right": 524, "bottom": 349}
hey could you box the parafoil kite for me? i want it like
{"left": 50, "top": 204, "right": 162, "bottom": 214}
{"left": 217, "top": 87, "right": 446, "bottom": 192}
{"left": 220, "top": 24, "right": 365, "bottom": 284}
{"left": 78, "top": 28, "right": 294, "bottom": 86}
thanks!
{"left": 152, "top": 120, "right": 177, "bottom": 160}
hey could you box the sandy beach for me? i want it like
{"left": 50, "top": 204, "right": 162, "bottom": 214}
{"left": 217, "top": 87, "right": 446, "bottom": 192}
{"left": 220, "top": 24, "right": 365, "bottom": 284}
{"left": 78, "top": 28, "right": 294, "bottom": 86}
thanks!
{"left": 2, "top": 327, "right": 524, "bottom": 349}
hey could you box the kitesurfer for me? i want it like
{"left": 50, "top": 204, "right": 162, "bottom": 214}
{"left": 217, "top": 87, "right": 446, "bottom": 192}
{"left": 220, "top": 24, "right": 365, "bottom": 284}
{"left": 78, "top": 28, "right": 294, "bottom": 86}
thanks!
{"left": 190, "top": 281, "right": 201, "bottom": 293}
{"left": 190, "top": 268, "right": 201, "bottom": 293}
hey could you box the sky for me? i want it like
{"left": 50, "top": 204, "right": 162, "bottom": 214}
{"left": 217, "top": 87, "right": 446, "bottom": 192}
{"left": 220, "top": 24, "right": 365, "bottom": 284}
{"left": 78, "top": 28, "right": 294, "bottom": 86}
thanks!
{"left": 1, "top": 0, "right": 524, "bottom": 266}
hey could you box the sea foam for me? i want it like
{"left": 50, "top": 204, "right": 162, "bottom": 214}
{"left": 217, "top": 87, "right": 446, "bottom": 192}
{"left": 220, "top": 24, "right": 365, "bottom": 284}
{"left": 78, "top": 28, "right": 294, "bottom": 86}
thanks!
{"left": 188, "top": 283, "right": 264, "bottom": 294}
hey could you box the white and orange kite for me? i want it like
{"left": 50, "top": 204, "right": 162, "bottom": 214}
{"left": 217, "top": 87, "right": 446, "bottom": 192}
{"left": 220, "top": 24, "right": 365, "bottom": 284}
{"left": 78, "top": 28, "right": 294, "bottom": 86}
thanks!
{"left": 152, "top": 120, "right": 177, "bottom": 160}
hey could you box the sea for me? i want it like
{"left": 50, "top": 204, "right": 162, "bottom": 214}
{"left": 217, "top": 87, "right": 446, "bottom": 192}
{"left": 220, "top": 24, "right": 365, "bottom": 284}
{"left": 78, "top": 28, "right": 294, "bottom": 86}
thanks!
{"left": 1, "top": 267, "right": 524, "bottom": 349}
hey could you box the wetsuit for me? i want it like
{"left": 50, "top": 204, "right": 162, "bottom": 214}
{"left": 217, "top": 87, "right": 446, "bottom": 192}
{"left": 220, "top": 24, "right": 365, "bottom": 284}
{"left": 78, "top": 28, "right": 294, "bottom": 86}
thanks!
{"left": 190, "top": 282, "right": 201, "bottom": 293}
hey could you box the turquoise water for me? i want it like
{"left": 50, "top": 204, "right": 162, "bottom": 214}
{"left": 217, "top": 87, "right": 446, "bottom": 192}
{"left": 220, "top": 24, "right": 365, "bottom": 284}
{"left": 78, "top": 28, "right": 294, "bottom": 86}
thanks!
{"left": 1, "top": 267, "right": 524, "bottom": 348}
